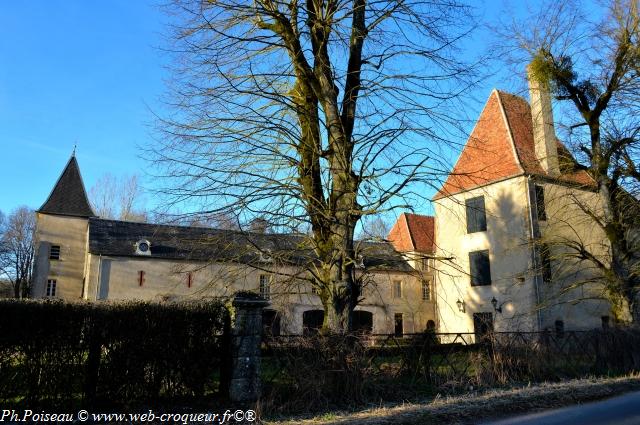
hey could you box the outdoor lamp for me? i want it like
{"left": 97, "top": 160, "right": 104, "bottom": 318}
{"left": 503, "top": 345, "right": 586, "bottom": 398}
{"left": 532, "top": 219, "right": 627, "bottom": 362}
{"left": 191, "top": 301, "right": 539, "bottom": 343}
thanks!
{"left": 491, "top": 297, "right": 502, "bottom": 314}
{"left": 456, "top": 299, "right": 465, "bottom": 313}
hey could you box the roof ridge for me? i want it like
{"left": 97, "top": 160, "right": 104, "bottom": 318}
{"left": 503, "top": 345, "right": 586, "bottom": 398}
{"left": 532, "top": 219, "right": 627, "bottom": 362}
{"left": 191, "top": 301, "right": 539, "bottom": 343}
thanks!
{"left": 495, "top": 91, "right": 526, "bottom": 175}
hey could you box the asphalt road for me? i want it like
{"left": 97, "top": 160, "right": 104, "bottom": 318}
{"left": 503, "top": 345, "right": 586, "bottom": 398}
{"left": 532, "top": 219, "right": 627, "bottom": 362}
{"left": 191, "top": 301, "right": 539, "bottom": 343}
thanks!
{"left": 484, "top": 391, "right": 640, "bottom": 425}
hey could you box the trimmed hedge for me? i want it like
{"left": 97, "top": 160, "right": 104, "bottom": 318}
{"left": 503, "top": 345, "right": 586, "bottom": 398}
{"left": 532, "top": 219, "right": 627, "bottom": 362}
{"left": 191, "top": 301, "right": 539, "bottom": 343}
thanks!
{"left": 0, "top": 299, "right": 230, "bottom": 408}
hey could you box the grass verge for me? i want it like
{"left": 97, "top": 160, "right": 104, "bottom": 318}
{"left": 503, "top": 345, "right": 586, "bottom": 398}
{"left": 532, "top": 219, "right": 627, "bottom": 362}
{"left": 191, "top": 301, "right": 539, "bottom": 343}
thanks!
{"left": 263, "top": 374, "right": 640, "bottom": 425}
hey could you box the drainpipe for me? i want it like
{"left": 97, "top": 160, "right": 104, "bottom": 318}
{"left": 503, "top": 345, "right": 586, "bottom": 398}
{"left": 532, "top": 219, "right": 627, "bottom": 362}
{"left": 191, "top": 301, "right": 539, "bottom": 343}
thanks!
{"left": 526, "top": 177, "right": 544, "bottom": 331}
{"left": 95, "top": 255, "right": 102, "bottom": 301}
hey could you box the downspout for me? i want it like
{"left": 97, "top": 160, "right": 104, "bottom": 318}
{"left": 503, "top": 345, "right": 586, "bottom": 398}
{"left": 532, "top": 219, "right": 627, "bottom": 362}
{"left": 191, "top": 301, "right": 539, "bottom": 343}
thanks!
{"left": 526, "top": 176, "right": 544, "bottom": 331}
{"left": 95, "top": 254, "right": 102, "bottom": 301}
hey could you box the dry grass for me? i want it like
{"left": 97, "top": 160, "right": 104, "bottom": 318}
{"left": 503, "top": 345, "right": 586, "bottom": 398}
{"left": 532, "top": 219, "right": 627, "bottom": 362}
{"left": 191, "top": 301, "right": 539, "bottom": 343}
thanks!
{"left": 263, "top": 374, "right": 640, "bottom": 425}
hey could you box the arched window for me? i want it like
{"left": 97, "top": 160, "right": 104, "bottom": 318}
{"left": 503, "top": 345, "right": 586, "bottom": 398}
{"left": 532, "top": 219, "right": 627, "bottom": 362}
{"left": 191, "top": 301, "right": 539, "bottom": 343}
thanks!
{"left": 302, "top": 310, "right": 324, "bottom": 336}
{"left": 352, "top": 310, "right": 373, "bottom": 334}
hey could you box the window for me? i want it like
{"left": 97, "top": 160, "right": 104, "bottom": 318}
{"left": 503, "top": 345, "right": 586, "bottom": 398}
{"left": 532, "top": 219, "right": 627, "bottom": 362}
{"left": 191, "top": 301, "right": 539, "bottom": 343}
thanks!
{"left": 394, "top": 313, "right": 404, "bottom": 336}
{"left": 303, "top": 310, "right": 324, "bottom": 336}
{"left": 259, "top": 274, "right": 271, "bottom": 300}
{"left": 187, "top": 272, "right": 193, "bottom": 288}
{"left": 49, "top": 245, "right": 61, "bottom": 260}
{"left": 393, "top": 280, "right": 402, "bottom": 298}
{"left": 46, "top": 279, "right": 57, "bottom": 297}
{"left": 539, "top": 243, "right": 552, "bottom": 283}
{"left": 601, "top": 316, "right": 610, "bottom": 330}
{"left": 555, "top": 320, "right": 565, "bottom": 338}
{"left": 352, "top": 311, "right": 373, "bottom": 334}
{"left": 138, "top": 270, "right": 145, "bottom": 287}
{"left": 421, "top": 258, "right": 432, "bottom": 271}
{"left": 535, "top": 185, "right": 547, "bottom": 221}
{"left": 469, "top": 250, "right": 491, "bottom": 286}
{"left": 422, "top": 280, "right": 432, "bottom": 301}
{"left": 311, "top": 285, "right": 319, "bottom": 295}
{"left": 466, "top": 196, "right": 487, "bottom": 233}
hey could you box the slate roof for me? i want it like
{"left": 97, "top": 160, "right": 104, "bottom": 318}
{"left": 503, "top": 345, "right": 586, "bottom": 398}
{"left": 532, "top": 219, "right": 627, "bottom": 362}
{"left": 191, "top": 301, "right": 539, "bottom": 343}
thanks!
{"left": 433, "top": 90, "right": 594, "bottom": 200}
{"left": 38, "top": 156, "right": 96, "bottom": 217}
{"left": 88, "top": 218, "right": 413, "bottom": 272}
{"left": 388, "top": 213, "right": 435, "bottom": 253}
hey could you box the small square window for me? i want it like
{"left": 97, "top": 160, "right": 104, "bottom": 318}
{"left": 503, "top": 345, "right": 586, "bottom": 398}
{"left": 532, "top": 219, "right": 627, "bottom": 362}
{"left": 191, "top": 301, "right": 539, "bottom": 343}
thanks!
{"left": 46, "top": 279, "right": 57, "bottom": 297}
{"left": 260, "top": 274, "right": 271, "bottom": 300}
{"left": 393, "top": 280, "right": 402, "bottom": 299}
{"left": 49, "top": 245, "right": 61, "bottom": 260}
{"left": 311, "top": 285, "right": 319, "bottom": 295}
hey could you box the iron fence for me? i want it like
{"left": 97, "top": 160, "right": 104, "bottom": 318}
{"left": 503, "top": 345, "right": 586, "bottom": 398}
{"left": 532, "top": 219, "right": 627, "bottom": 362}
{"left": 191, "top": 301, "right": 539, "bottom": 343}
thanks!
{"left": 260, "top": 329, "right": 640, "bottom": 412}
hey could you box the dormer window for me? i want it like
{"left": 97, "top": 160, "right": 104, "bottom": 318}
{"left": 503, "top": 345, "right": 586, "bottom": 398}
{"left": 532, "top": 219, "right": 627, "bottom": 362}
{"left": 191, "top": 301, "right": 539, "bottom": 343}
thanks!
{"left": 259, "top": 249, "right": 273, "bottom": 262}
{"left": 135, "top": 239, "right": 151, "bottom": 256}
{"left": 49, "top": 245, "right": 61, "bottom": 260}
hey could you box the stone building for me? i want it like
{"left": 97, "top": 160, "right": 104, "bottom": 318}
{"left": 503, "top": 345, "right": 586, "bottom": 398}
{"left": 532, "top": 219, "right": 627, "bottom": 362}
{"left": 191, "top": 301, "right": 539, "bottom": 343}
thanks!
{"left": 32, "top": 76, "right": 616, "bottom": 337}
{"left": 31, "top": 156, "right": 437, "bottom": 335}
{"left": 433, "top": 78, "right": 612, "bottom": 336}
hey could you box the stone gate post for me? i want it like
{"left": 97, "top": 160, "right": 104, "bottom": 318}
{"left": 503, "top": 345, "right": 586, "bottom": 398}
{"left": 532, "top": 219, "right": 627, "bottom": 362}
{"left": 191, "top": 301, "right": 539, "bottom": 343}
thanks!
{"left": 229, "top": 292, "right": 268, "bottom": 404}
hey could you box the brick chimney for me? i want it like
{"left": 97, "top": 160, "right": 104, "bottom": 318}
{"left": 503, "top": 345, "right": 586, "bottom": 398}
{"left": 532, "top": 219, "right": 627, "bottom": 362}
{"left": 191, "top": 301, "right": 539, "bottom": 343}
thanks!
{"left": 528, "top": 66, "right": 560, "bottom": 176}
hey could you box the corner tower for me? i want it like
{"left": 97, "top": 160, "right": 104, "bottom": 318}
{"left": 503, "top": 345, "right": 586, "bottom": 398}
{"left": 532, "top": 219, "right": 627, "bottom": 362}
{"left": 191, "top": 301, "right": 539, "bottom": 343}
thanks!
{"left": 32, "top": 154, "right": 95, "bottom": 299}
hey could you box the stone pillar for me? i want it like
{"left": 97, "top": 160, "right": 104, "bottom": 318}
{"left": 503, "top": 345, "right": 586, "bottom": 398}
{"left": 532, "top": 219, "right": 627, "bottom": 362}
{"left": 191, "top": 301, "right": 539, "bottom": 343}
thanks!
{"left": 229, "top": 293, "right": 268, "bottom": 404}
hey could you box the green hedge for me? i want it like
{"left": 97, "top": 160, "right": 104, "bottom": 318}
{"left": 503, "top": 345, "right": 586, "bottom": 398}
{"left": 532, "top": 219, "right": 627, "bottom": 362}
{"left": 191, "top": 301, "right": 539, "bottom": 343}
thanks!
{"left": 0, "top": 299, "right": 230, "bottom": 408}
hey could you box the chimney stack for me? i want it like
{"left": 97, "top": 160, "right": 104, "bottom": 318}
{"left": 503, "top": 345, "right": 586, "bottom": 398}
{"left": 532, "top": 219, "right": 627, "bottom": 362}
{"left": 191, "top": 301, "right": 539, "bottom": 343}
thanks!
{"left": 528, "top": 65, "right": 560, "bottom": 176}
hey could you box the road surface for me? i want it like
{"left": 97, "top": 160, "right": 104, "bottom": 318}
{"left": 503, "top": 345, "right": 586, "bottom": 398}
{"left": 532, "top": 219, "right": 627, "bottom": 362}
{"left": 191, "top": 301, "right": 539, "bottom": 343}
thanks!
{"left": 484, "top": 391, "right": 640, "bottom": 425}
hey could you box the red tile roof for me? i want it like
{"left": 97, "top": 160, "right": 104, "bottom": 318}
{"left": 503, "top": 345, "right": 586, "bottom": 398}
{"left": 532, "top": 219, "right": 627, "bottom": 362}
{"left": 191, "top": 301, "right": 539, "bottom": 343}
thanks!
{"left": 388, "top": 213, "right": 435, "bottom": 253}
{"left": 434, "top": 90, "right": 594, "bottom": 200}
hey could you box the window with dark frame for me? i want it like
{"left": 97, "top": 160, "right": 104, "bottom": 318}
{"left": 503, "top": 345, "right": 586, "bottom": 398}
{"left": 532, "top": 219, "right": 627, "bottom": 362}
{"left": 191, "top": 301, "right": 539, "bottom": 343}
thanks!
{"left": 259, "top": 274, "right": 271, "bottom": 300}
{"left": 311, "top": 285, "right": 319, "bottom": 295}
{"left": 49, "top": 245, "right": 61, "bottom": 260}
{"left": 393, "top": 280, "right": 402, "bottom": 298}
{"left": 465, "top": 196, "right": 487, "bottom": 233}
{"left": 394, "top": 313, "right": 404, "bottom": 336}
{"left": 422, "top": 280, "right": 431, "bottom": 301}
{"left": 540, "top": 243, "right": 552, "bottom": 283}
{"left": 469, "top": 250, "right": 491, "bottom": 286}
{"left": 535, "top": 185, "right": 547, "bottom": 221}
{"left": 46, "top": 279, "right": 57, "bottom": 297}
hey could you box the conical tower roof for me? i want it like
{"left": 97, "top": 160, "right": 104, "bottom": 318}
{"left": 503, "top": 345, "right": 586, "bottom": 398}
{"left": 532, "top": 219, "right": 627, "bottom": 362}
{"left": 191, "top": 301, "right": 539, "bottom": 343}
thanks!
{"left": 38, "top": 155, "right": 95, "bottom": 217}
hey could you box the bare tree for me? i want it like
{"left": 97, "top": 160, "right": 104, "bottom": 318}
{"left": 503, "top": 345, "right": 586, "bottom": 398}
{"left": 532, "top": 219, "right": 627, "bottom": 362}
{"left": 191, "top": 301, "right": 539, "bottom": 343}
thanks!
{"left": 89, "top": 173, "right": 148, "bottom": 222}
{"left": 500, "top": 0, "right": 640, "bottom": 322}
{"left": 151, "top": 0, "right": 479, "bottom": 332}
{"left": 359, "top": 216, "right": 391, "bottom": 241}
{"left": 0, "top": 207, "right": 35, "bottom": 299}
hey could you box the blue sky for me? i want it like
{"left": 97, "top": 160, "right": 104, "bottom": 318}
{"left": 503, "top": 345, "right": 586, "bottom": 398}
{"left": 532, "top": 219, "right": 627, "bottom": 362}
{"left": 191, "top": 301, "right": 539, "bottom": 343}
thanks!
{"left": 0, "top": 1, "right": 528, "bottom": 217}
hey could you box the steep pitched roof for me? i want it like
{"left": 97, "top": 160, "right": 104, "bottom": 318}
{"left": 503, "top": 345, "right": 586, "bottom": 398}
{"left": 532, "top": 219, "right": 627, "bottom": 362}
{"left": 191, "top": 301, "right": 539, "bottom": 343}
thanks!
{"left": 388, "top": 213, "right": 435, "bottom": 253}
{"left": 434, "top": 90, "right": 594, "bottom": 200}
{"left": 38, "top": 155, "right": 96, "bottom": 217}
{"left": 88, "top": 218, "right": 413, "bottom": 272}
